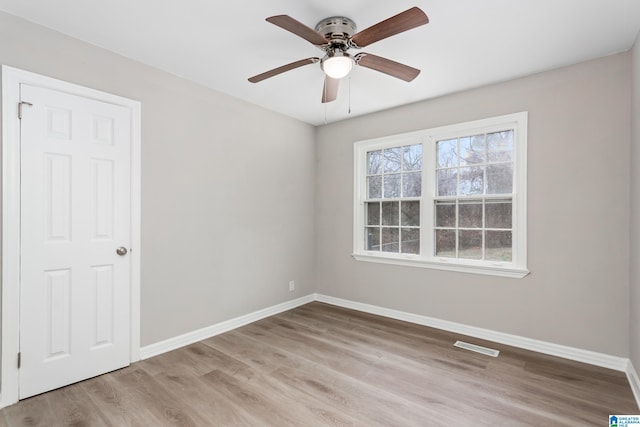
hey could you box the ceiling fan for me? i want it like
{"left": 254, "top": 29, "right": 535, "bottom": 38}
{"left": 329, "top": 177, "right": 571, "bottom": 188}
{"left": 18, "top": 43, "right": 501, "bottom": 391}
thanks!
{"left": 248, "top": 7, "right": 429, "bottom": 103}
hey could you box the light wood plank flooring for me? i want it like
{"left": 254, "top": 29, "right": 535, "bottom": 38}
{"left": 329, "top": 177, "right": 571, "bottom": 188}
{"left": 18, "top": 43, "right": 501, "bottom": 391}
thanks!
{"left": 1, "top": 302, "right": 637, "bottom": 426}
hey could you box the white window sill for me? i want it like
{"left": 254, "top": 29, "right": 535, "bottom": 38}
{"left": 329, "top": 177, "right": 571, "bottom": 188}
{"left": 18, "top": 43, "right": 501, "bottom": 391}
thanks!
{"left": 352, "top": 253, "right": 530, "bottom": 279}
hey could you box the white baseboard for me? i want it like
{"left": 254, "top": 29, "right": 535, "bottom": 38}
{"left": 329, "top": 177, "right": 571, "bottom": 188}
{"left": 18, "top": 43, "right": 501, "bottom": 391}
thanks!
{"left": 139, "top": 294, "right": 315, "bottom": 359}
{"left": 139, "top": 292, "right": 629, "bottom": 376}
{"left": 627, "top": 361, "right": 640, "bottom": 408}
{"left": 314, "top": 294, "right": 629, "bottom": 372}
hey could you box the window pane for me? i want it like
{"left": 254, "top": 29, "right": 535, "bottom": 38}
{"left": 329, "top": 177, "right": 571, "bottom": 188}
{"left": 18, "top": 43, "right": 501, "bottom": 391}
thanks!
{"left": 459, "top": 200, "right": 483, "bottom": 228}
{"left": 435, "top": 201, "right": 456, "bottom": 227}
{"left": 367, "top": 150, "right": 383, "bottom": 175}
{"left": 437, "top": 169, "right": 457, "bottom": 196}
{"left": 403, "top": 144, "right": 422, "bottom": 171}
{"left": 487, "top": 130, "right": 513, "bottom": 162}
{"left": 401, "top": 201, "right": 420, "bottom": 226}
{"left": 459, "top": 135, "right": 485, "bottom": 165}
{"left": 485, "top": 199, "right": 512, "bottom": 229}
{"left": 366, "top": 202, "right": 380, "bottom": 226}
{"left": 367, "top": 175, "right": 382, "bottom": 199}
{"left": 382, "top": 202, "right": 399, "bottom": 226}
{"left": 383, "top": 174, "right": 401, "bottom": 198}
{"left": 403, "top": 172, "right": 421, "bottom": 197}
{"left": 485, "top": 230, "right": 512, "bottom": 261}
{"left": 381, "top": 227, "right": 399, "bottom": 252}
{"left": 486, "top": 164, "right": 513, "bottom": 194}
{"left": 458, "top": 166, "right": 484, "bottom": 195}
{"left": 437, "top": 139, "right": 457, "bottom": 168}
{"left": 435, "top": 229, "right": 456, "bottom": 257}
{"left": 401, "top": 228, "right": 420, "bottom": 254}
{"left": 384, "top": 147, "right": 402, "bottom": 173}
{"left": 366, "top": 227, "right": 380, "bottom": 251}
{"left": 459, "top": 230, "right": 482, "bottom": 259}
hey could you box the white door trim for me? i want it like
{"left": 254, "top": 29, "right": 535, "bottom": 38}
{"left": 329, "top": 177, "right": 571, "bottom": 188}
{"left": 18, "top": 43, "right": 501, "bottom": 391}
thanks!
{"left": 1, "top": 65, "right": 141, "bottom": 408}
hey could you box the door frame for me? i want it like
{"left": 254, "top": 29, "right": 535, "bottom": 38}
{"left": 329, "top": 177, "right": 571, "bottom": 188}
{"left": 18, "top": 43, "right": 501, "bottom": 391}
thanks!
{"left": 1, "top": 65, "right": 141, "bottom": 408}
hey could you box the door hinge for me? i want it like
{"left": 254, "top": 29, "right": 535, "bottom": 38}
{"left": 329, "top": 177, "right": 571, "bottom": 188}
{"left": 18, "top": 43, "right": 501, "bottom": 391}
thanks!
{"left": 18, "top": 101, "right": 33, "bottom": 119}
{"left": 17, "top": 352, "right": 21, "bottom": 369}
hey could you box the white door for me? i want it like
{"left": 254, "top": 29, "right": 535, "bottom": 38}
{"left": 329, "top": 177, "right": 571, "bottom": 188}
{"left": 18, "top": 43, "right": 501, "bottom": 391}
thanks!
{"left": 19, "top": 84, "right": 132, "bottom": 399}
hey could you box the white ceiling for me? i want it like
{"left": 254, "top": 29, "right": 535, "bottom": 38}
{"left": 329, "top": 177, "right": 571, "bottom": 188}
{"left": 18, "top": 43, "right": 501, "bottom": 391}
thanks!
{"left": 1, "top": 0, "right": 639, "bottom": 125}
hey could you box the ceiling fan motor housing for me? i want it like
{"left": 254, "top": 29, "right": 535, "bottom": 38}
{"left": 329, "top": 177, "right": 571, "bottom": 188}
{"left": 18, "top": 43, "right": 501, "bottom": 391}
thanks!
{"left": 315, "top": 16, "right": 357, "bottom": 49}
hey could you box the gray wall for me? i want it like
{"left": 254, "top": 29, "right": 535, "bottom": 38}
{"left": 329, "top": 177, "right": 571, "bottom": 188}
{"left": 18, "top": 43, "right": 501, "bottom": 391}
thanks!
{"left": 631, "top": 32, "right": 640, "bottom": 368}
{"left": 316, "top": 52, "right": 632, "bottom": 355}
{"left": 0, "top": 12, "right": 317, "bottom": 346}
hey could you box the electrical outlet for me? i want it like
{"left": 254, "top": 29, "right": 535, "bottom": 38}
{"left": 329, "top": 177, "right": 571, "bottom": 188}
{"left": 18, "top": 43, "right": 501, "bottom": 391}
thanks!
{"left": 289, "top": 280, "right": 295, "bottom": 292}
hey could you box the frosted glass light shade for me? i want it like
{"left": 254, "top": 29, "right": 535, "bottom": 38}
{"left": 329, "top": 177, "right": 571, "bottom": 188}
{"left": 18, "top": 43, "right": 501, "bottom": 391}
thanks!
{"left": 321, "top": 53, "right": 354, "bottom": 79}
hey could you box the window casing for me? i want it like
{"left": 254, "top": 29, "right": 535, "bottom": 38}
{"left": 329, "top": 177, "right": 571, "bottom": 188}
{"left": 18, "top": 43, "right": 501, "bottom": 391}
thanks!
{"left": 353, "top": 112, "right": 528, "bottom": 278}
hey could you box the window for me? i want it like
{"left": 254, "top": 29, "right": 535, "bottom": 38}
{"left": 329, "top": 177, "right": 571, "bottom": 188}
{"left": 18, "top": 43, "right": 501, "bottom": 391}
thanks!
{"left": 434, "top": 130, "right": 514, "bottom": 262}
{"left": 353, "top": 112, "right": 528, "bottom": 278}
{"left": 365, "top": 144, "right": 422, "bottom": 254}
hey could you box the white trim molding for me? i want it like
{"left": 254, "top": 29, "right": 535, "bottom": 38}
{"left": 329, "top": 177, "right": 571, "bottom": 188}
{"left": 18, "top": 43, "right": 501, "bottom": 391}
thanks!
{"left": 315, "top": 294, "right": 629, "bottom": 372}
{"left": 140, "top": 294, "right": 315, "bottom": 359}
{"left": 352, "top": 253, "right": 529, "bottom": 278}
{"left": 627, "top": 361, "right": 640, "bottom": 409}
{"left": 142, "top": 292, "right": 630, "bottom": 374}
{"left": 1, "top": 66, "right": 142, "bottom": 408}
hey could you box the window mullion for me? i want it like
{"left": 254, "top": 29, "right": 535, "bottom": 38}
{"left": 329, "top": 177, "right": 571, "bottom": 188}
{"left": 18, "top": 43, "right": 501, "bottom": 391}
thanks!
{"left": 481, "top": 198, "right": 486, "bottom": 261}
{"left": 424, "top": 138, "right": 434, "bottom": 259}
{"left": 455, "top": 199, "right": 459, "bottom": 258}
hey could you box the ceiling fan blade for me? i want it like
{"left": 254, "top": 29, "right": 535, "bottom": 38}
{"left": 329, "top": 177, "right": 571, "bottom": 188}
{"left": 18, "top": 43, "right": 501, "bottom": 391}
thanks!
{"left": 351, "top": 7, "right": 428, "bottom": 48}
{"left": 266, "top": 15, "right": 328, "bottom": 46}
{"left": 248, "top": 57, "right": 320, "bottom": 83}
{"left": 322, "top": 76, "right": 339, "bottom": 103}
{"left": 355, "top": 53, "right": 420, "bottom": 82}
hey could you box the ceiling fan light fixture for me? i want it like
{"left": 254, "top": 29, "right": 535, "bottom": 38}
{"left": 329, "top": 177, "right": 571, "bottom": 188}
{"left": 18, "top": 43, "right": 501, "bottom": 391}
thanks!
{"left": 321, "top": 51, "right": 353, "bottom": 79}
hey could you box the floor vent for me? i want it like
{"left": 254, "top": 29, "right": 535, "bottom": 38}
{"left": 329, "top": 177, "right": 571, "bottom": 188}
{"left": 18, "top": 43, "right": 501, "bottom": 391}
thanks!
{"left": 454, "top": 340, "right": 500, "bottom": 357}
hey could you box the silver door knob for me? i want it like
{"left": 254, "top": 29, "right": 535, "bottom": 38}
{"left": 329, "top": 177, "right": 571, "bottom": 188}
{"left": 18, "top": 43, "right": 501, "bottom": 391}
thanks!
{"left": 116, "top": 247, "right": 128, "bottom": 256}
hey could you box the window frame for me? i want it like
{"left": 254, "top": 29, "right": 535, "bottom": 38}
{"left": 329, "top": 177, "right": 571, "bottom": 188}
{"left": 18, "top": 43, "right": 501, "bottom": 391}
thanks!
{"left": 353, "top": 112, "right": 529, "bottom": 278}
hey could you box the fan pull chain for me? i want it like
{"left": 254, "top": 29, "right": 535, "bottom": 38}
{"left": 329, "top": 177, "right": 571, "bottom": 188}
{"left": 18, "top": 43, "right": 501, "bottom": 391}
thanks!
{"left": 324, "top": 102, "right": 327, "bottom": 124}
{"left": 348, "top": 76, "right": 352, "bottom": 115}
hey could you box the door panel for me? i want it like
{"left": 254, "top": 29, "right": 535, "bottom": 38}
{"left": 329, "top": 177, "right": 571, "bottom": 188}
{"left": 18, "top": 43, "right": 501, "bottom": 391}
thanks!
{"left": 44, "top": 269, "right": 72, "bottom": 359}
{"left": 19, "top": 84, "right": 132, "bottom": 399}
{"left": 91, "top": 264, "right": 115, "bottom": 348}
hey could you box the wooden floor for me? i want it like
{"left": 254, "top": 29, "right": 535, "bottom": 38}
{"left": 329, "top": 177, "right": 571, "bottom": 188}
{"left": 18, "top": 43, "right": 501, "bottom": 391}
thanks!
{"left": 0, "top": 302, "right": 637, "bottom": 426}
